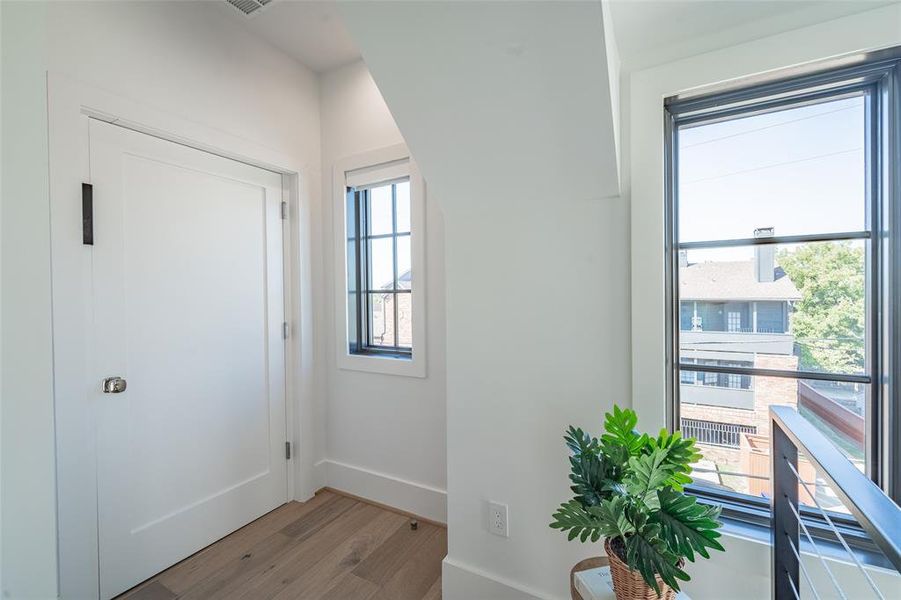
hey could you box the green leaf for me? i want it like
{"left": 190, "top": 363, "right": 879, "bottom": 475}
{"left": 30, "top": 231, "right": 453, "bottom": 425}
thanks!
{"left": 550, "top": 500, "right": 603, "bottom": 543}
{"left": 649, "top": 429, "right": 703, "bottom": 490}
{"left": 625, "top": 447, "right": 674, "bottom": 507}
{"left": 652, "top": 487, "right": 724, "bottom": 562}
{"left": 550, "top": 498, "right": 638, "bottom": 544}
{"left": 625, "top": 526, "right": 691, "bottom": 596}
{"left": 564, "top": 426, "right": 614, "bottom": 507}
{"left": 600, "top": 441, "right": 632, "bottom": 479}
{"left": 587, "top": 496, "right": 636, "bottom": 540}
{"left": 569, "top": 452, "right": 608, "bottom": 507}
{"left": 564, "top": 426, "right": 600, "bottom": 456}
{"left": 601, "top": 406, "right": 649, "bottom": 457}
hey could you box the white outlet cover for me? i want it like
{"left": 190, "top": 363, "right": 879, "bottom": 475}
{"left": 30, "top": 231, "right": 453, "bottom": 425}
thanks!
{"left": 488, "top": 500, "right": 508, "bottom": 537}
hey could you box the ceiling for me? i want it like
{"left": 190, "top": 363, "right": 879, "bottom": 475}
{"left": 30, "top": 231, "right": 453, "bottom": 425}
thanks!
{"left": 217, "top": 0, "right": 897, "bottom": 74}
{"left": 608, "top": 0, "right": 898, "bottom": 70}
{"left": 218, "top": 0, "right": 360, "bottom": 73}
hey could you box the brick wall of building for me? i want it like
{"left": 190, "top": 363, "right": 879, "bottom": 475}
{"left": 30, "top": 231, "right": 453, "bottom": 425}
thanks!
{"left": 681, "top": 352, "right": 799, "bottom": 495}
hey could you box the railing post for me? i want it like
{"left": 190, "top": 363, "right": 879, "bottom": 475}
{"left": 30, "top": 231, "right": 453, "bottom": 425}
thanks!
{"left": 772, "top": 418, "right": 799, "bottom": 599}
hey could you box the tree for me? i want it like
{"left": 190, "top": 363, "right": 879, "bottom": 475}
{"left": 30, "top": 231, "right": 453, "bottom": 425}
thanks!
{"left": 777, "top": 242, "right": 865, "bottom": 374}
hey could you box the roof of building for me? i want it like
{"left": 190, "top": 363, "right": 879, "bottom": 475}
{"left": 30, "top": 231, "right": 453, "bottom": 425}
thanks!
{"left": 378, "top": 270, "right": 411, "bottom": 292}
{"left": 680, "top": 260, "right": 801, "bottom": 301}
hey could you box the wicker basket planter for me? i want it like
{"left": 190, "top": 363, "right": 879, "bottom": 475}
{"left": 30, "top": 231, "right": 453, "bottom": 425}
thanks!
{"left": 604, "top": 538, "right": 677, "bottom": 600}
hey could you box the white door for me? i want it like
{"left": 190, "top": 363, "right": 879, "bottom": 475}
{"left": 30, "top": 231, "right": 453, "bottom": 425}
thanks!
{"left": 88, "top": 120, "right": 288, "bottom": 598}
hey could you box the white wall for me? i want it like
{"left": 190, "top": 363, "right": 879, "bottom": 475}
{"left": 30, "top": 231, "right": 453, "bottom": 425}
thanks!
{"left": 316, "top": 60, "right": 447, "bottom": 522}
{"left": 1, "top": 4, "right": 56, "bottom": 598}
{"left": 628, "top": 4, "right": 901, "bottom": 600}
{"left": 336, "top": 3, "right": 627, "bottom": 598}
{"left": 1, "top": 2, "right": 321, "bottom": 597}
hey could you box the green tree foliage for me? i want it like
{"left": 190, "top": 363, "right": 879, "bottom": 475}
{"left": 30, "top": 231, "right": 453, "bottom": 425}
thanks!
{"left": 550, "top": 406, "right": 724, "bottom": 596}
{"left": 777, "top": 242, "right": 865, "bottom": 373}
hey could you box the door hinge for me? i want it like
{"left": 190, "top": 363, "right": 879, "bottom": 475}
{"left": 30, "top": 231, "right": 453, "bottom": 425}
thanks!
{"left": 282, "top": 322, "right": 289, "bottom": 339}
{"left": 82, "top": 183, "right": 94, "bottom": 245}
{"left": 285, "top": 441, "right": 291, "bottom": 460}
{"left": 280, "top": 201, "right": 288, "bottom": 220}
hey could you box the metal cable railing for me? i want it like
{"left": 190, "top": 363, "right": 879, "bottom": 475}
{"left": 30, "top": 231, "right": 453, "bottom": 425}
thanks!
{"left": 770, "top": 406, "right": 901, "bottom": 599}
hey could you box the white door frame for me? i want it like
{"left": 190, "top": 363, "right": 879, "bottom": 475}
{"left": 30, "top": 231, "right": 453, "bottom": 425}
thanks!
{"left": 47, "top": 73, "right": 315, "bottom": 599}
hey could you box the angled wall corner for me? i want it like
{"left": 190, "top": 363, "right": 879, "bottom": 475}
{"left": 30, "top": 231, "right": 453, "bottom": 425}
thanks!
{"left": 337, "top": 0, "right": 622, "bottom": 214}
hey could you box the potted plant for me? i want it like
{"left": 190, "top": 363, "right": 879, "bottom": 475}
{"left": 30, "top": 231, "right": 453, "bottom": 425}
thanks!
{"left": 550, "top": 406, "right": 725, "bottom": 599}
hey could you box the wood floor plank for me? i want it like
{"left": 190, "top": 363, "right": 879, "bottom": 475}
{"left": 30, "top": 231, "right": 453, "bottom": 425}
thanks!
{"left": 114, "top": 491, "right": 446, "bottom": 600}
{"left": 279, "top": 495, "right": 357, "bottom": 541}
{"left": 423, "top": 575, "right": 443, "bottom": 600}
{"left": 222, "top": 501, "right": 382, "bottom": 600}
{"left": 351, "top": 519, "right": 442, "bottom": 586}
{"left": 319, "top": 572, "right": 380, "bottom": 600}
{"left": 177, "top": 532, "right": 297, "bottom": 600}
{"left": 117, "top": 581, "right": 176, "bottom": 600}
{"left": 369, "top": 528, "right": 447, "bottom": 600}
{"left": 153, "top": 492, "right": 337, "bottom": 595}
{"left": 271, "top": 508, "right": 408, "bottom": 600}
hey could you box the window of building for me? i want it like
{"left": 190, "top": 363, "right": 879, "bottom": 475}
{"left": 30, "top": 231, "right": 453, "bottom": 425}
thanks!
{"left": 334, "top": 146, "right": 426, "bottom": 378}
{"left": 755, "top": 301, "right": 787, "bottom": 333}
{"left": 681, "top": 358, "right": 753, "bottom": 390}
{"left": 665, "top": 53, "right": 901, "bottom": 517}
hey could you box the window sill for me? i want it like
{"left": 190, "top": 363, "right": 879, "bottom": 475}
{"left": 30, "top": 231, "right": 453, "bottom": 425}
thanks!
{"left": 352, "top": 349, "right": 412, "bottom": 360}
{"left": 337, "top": 349, "right": 426, "bottom": 378}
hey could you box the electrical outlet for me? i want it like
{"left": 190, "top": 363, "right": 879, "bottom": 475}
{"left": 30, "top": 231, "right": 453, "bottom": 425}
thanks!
{"left": 488, "top": 501, "right": 508, "bottom": 537}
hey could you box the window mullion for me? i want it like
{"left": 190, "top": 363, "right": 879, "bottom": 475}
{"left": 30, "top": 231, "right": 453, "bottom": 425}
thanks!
{"left": 363, "top": 190, "right": 373, "bottom": 349}
{"left": 353, "top": 190, "right": 364, "bottom": 352}
{"left": 677, "top": 362, "right": 871, "bottom": 385}
{"left": 865, "top": 82, "right": 883, "bottom": 486}
{"left": 678, "top": 230, "right": 870, "bottom": 250}
{"left": 392, "top": 184, "right": 399, "bottom": 349}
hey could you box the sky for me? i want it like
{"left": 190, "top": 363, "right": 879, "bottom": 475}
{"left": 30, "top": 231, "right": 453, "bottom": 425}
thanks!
{"left": 367, "top": 180, "right": 411, "bottom": 290}
{"left": 678, "top": 94, "right": 866, "bottom": 263}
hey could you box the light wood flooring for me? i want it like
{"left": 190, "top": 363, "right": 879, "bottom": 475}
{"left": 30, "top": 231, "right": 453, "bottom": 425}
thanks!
{"left": 116, "top": 490, "right": 446, "bottom": 600}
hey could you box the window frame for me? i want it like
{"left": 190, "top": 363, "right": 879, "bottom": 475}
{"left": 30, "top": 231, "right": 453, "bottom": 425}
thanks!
{"left": 663, "top": 50, "right": 901, "bottom": 530}
{"left": 347, "top": 183, "right": 413, "bottom": 357}
{"left": 333, "top": 144, "right": 427, "bottom": 378}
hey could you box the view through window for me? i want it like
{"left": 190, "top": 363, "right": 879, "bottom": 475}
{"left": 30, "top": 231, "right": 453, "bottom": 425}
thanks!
{"left": 670, "top": 93, "right": 873, "bottom": 515}
{"left": 346, "top": 179, "right": 413, "bottom": 356}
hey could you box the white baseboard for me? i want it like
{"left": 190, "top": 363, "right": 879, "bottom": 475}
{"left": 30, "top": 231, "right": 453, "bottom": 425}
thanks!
{"left": 442, "top": 557, "right": 557, "bottom": 600}
{"left": 316, "top": 459, "right": 447, "bottom": 524}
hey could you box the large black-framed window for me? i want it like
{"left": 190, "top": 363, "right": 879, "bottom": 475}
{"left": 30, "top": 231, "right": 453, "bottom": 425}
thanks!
{"left": 664, "top": 49, "right": 901, "bottom": 533}
{"left": 346, "top": 178, "right": 413, "bottom": 357}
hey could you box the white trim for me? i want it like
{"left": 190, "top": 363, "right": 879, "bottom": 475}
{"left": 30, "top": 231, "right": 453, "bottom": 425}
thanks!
{"left": 345, "top": 158, "right": 410, "bottom": 190}
{"left": 441, "top": 557, "right": 553, "bottom": 600}
{"left": 332, "top": 144, "right": 428, "bottom": 378}
{"left": 47, "top": 73, "right": 315, "bottom": 599}
{"left": 317, "top": 459, "right": 447, "bottom": 524}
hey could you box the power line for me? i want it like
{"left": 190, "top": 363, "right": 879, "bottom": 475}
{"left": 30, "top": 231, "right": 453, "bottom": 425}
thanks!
{"left": 681, "top": 104, "right": 858, "bottom": 149}
{"left": 681, "top": 147, "right": 862, "bottom": 185}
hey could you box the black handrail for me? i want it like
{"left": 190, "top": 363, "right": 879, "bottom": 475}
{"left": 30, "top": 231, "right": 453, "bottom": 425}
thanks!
{"left": 770, "top": 405, "right": 901, "bottom": 598}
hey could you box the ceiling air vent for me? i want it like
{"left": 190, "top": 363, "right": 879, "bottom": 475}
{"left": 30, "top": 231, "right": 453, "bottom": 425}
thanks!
{"left": 225, "top": 0, "right": 273, "bottom": 17}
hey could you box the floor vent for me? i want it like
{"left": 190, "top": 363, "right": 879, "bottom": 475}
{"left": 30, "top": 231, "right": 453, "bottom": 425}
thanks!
{"left": 225, "top": 0, "right": 273, "bottom": 17}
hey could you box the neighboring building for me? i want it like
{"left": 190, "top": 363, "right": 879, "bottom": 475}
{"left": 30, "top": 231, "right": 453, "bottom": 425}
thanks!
{"left": 679, "top": 233, "right": 802, "bottom": 495}
{"left": 371, "top": 270, "right": 413, "bottom": 349}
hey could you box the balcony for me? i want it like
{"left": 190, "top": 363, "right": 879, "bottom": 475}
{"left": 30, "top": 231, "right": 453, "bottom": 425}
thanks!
{"left": 681, "top": 329, "right": 795, "bottom": 355}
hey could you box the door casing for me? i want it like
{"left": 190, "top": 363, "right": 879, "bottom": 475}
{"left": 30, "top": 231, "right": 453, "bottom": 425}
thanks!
{"left": 47, "top": 73, "right": 314, "bottom": 599}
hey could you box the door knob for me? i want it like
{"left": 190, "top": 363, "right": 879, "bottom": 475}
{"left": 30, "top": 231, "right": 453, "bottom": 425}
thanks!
{"left": 102, "top": 377, "right": 127, "bottom": 394}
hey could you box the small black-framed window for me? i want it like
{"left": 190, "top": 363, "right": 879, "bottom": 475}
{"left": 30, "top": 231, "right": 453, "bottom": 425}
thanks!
{"left": 346, "top": 179, "right": 413, "bottom": 357}
{"left": 664, "top": 48, "right": 901, "bottom": 533}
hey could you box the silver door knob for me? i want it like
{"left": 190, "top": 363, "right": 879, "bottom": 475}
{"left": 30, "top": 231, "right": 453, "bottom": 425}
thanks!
{"left": 102, "top": 377, "right": 127, "bottom": 394}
